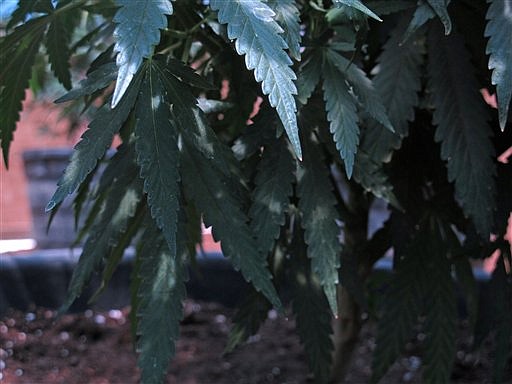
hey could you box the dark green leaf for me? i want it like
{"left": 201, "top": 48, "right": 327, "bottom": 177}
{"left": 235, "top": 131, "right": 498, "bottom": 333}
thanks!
{"left": 6, "top": 0, "right": 53, "bottom": 29}
{"left": 136, "top": 223, "right": 187, "bottom": 384}
{"left": 55, "top": 62, "right": 117, "bottom": 103}
{"left": 166, "top": 57, "right": 216, "bottom": 90}
{"left": 268, "top": 0, "right": 302, "bottom": 61}
{"left": 425, "top": 0, "right": 452, "bottom": 35}
{"left": 296, "top": 50, "right": 322, "bottom": 105}
{"left": 111, "top": 0, "right": 173, "bottom": 107}
{"left": 428, "top": 25, "right": 496, "bottom": 237}
{"left": 225, "top": 290, "right": 271, "bottom": 353}
{"left": 211, "top": 0, "right": 302, "bottom": 160}
{"left": 250, "top": 138, "right": 295, "bottom": 255}
{"left": 322, "top": 49, "right": 360, "bottom": 178}
{"left": 46, "top": 68, "right": 143, "bottom": 211}
{"left": 181, "top": 134, "right": 282, "bottom": 310}
{"left": 402, "top": 1, "right": 436, "bottom": 43}
{"left": 371, "top": 223, "right": 431, "bottom": 382}
{"left": 333, "top": 0, "right": 382, "bottom": 21}
{"left": 61, "top": 171, "right": 142, "bottom": 312}
{"left": 297, "top": 137, "right": 342, "bottom": 315}
{"left": 422, "top": 224, "right": 457, "bottom": 383}
{"left": 46, "top": 6, "right": 81, "bottom": 90}
{"left": 0, "top": 21, "right": 45, "bottom": 167}
{"left": 366, "top": 0, "right": 415, "bottom": 16}
{"left": 485, "top": 0, "right": 512, "bottom": 131}
{"left": 291, "top": 250, "right": 334, "bottom": 384}
{"left": 135, "top": 62, "right": 180, "bottom": 256}
{"left": 329, "top": 50, "right": 394, "bottom": 132}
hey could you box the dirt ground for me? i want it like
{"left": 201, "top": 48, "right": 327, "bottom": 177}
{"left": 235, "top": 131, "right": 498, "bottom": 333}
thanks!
{"left": 0, "top": 300, "right": 510, "bottom": 384}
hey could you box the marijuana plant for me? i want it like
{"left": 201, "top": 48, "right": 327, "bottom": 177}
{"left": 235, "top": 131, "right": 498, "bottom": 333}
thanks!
{"left": 1, "top": 0, "right": 511, "bottom": 383}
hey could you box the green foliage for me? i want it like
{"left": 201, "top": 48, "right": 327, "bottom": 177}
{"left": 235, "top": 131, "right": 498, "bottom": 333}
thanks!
{"left": 322, "top": 49, "right": 360, "bottom": 177}
{"left": 485, "top": 0, "right": 512, "bottom": 131}
{"left": 333, "top": 0, "right": 382, "bottom": 21}
{"left": 211, "top": 0, "right": 302, "bottom": 159}
{"left": 135, "top": 221, "right": 187, "bottom": 384}
{"left": 135, "top": 61, "right": 180, "bottom": 256}
{"left": 225, "top": 290, "right": 271, "bottom": 354}
{"left": 291, "top": 247, "right": 334, "bottom": 384}
{"left": 250, "top": 137, "right": 295, "bottom": 255}
{"left": 297, "top": 136, "right": 342, "bottom": 315}
{"left": 2, "top": 1, "right": 511, "bottom": 383}
{"left": 427, "top": 24, "right": 496, "bottom": 237}
{"left": 111, "top": 0, "right": 173, "bottom": 107}
{"left": 0, "top": 19, "right": 45, "bottom": 167}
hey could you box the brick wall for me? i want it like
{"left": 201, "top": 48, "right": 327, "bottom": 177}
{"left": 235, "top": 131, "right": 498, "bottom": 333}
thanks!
{"left": 1, "top": 91, "right": 86, "bottom": 239}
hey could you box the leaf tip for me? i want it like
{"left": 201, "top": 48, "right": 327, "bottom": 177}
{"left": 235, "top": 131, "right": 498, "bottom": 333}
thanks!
{"left": 45, "top": 200, "right": 57, "bottom": 212}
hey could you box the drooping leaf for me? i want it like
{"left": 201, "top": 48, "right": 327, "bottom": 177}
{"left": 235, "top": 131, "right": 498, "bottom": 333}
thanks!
{"left": 297, "top": 137, "right": 342, "bottom": 315}
{"left": 485, "top": 0, "right": 512, "bottom": 131}
{"left": 290, "top": 241, "right": 334, "bottom": 384}
{"left": 136, "top": 223, "right": 187, "bottom": 384}
{"left": 180, "top": 134, "right": 282, "bottom": 311}
{"left": 322, "top": 49, "right": 360, "bottom": 178}
{"left": 55, "top": 62, "right": 117, "bottom": 103}
{"left": 6, "top": 0, "right": 53, "bottom": 30}
{"left": 333, "top": 0, "right": 382, "bottom": 21}
{"left": 250, "top": 138, "right": 296, "bottom": 255}
{"left": 0, "top": 20, "right": 46, "bottom": 167}
{"left": 46, "top": 67, "right": 144, "bottom": 211}
{"left": 210, "top": 0, "right": 302, "bottom": 160}
{"left": 401, "top": 1, "right": 437, "bottom": 43}
{"left": 166, "top": 57, "right": 216, "bottom": 90}
{"left": 371, "top": 232, "right": 425, "bottom": 383}
{"left": 425, "top": 0, "right": 452, "bottom": 35}
{"left": 328, "top": 50, "right": 394, "bottom": 132}
{"left": 111, "top": 0, "right": 173, "bottom": 107}
{"left": 296, "top": 50, "right": 322, "bottom": 105}
{"left": 89, "top": 203, "right": 146, "bottom": 303}
{"left": 45, "top": 5, "right": 81, "bottom": 90}
{"left": 354, "top": 20, "right": 424, "bottom": 204}
{"left": 268, "top": 0, "right": 302, "bottom": 61}
{"left": 225, "top": 289, "right": 271, "bottom": 353}
{"left": 428, "top": 25, "right": 496, "bottom": 237}
{"left": 422, "top": 222, "right": 457, "bottom": 383}
{"left": 135, "top": 62, "right": 180, "bottom": 256}
{"left": 61, "top": 171, "right": 142, "bottom": 312}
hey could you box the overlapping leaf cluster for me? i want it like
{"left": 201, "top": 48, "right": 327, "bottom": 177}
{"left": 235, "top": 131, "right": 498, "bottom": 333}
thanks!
{"left": 1, "top": 0, "right": 511, "bottom": 383}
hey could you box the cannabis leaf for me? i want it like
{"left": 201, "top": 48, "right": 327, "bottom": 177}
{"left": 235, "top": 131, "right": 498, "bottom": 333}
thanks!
{"left": 111, "top": 0, "right": 173, "bottom": 107}
{"left": 268, "top": 0, "right": 302, "bottom": 61}
{"left": 297, "top": 137, "right": 342, "bottom": 315}
{"left": 354, "top": 20, "right": 424, "bottom": 204}
{"left": 210, "top": 0, "right": 302, "bottom": 160}
{"left": 61, "top": 172, "right": 142, "bottom": 312}
{"left": 292, "top": 263, "right": 334, "bottom": 384}
{"left": 425, "top": 0, "right": 452, "bottom": 35}
{"left": 296, "top": 50, "right": 322, "bottom": 105}
{"left": 428, "top": 25, "right": 496, "bottom": 237}
{"left": 485, "top": 0, "right": 512, "bottom": 131}
{"left": 0, "top": 19, "right": 46, "bottom": 167}
{"left": 55, "top": 62, "right": 117, "bottom": 103}
{"left": 371, "top": 235, "right": 425, "bottom": 383}
{"left": 136, "top": 224, "right": 186, "bottom": 384}
{"left": 422, "top": 232, "right": 457, "bottom": 383}
{"left": 46, "top": 5, "right": 80, "bottom": 90}
{"left": 135, "top": 62, "right": 180, "bottom": 256}
{"left": 333, "top": 0, "right": 382, "bottom": 21}
{"left": 181, "top": 133, "right": 282, "bottom": 311}
{"left": 250, "top": 138, "right": 295, "bottom": 255}
{"left": 225, "top": 290, "right": 271, "bottom": 353}
{"left": 322, "top": 49, "right": 360, "bottom": 178}
{"left": 46, "top": 68, "right": 143, "bottom": 211}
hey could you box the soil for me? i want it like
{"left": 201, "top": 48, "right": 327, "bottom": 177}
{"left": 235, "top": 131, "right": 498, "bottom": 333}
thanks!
{"left": 0, "top": 300, "right": 510, "bottom": 384}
